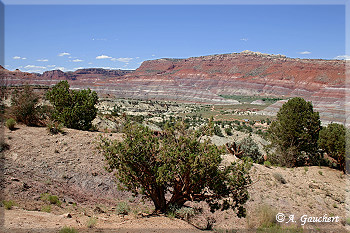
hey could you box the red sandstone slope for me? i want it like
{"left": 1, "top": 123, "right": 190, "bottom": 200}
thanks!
{"left": 126, "top": 51, "right": 344, "bottom": 97}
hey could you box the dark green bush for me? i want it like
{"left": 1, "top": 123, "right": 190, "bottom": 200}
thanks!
{"left": 46, "top": 81, "right": 98, "bottom": 130}
{"left": 214, "top": 125, "right": 224, "bottom": 137}
{"left": 99, "top": 121, "right": 251, "bottom": 216}
{"left": 318, "top": 123, "right": 348, "bottom": 173}
{"left": 225, "top": 127, "right": 233, "bottom": 136}
{"left": 267, "top": 97, "right": 321, "bottom": 167}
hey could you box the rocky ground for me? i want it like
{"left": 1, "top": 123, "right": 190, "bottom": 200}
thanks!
{"left": 1, "top": 125, "right": 349, "bottom": 232}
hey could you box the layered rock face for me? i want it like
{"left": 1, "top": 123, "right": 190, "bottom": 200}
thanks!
{"left": 1, "top": 51, "right": 347, "bottom": 124}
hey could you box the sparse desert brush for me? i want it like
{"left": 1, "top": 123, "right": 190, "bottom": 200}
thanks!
{"left": 11, "top": 85, "right": 40, "bottom": 126}
{"left": 175, "top": 207, "right": 196, "bottom": 222}
{"left": 2, "top": 200, "right": 16, "bottom": 210}
{"left": 238, "top": 136, "right": 264, "bottom": 163}
{"left": 346, "top": 217, "right": 350, "bottom": 225}
{"left": 5, "top": 118, "right": 16, "bottom": 130}
{"left": 116, "top": 201, "right": 130, "bottom": 215}
{"left": 46, "top": 119, "right": 64, "bottom": 135}
{"left": 86, "top": 217, "right": 97, "bottom": 228}
{"left": 40, "top": 193, "right": 61, "bottom": 206}
{"left": 256, "top": 204, "right": 278, "bottom": 229}
{"left": 41, "top": 204, "right": 51, "bottom": 213}
{"left": 273, "top": 173, "right": 287, "bottom": 184}
{"left": 59, "top": 226, "right": 78, "bottom": 233}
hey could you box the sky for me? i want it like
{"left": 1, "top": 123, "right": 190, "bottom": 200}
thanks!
{"left": 3, "top": 4, "right": 347, "bottom": 73}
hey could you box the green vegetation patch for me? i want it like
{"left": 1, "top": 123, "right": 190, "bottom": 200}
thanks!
{"left": 219, "top": 94, "right": 283, "bottom": 104}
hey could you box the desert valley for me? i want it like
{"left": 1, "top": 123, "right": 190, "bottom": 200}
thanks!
{"left": 0, "top": 51, "right": 349, "bottom": 232}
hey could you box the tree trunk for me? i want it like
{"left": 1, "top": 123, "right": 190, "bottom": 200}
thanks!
{"left": 150, "top": 186, "right": 167, "bottom": 213}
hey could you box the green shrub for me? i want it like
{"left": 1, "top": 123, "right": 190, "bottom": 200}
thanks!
{"left": 116, "top": 201, "right": 130, "bottom": 215}
{"left": 46, "top": 81, "right": 98, "bottom": 130}
{"left": 59, "top": 226, "right": 78, "bottom": 233}
{"left": 225, "top": 127, "right": 233, "bottom": 136}
{"left": 5, "top": 118, "right": 16, "bottom": 130}
{"left": 346, "top": 217, "right": 350, "bottom": 225}
{"left": 238, "top": 136, "right": 263, "bottom": 163}
{"left": 40, "top": 193, "right": 61, "bottom": 206}
{"left": 264, "top": 161, "right": 271, "bottom": 168}
{"left": 318, "top": 123, "right": 347, "bottom": 173}
{"left": 11, "top": 85, "right": 40, "bottom": 126}
{"left": 41, "top": 205, "right": 51, "bottom": 213}
{"left": 2, "top": 200, "right": 16, "bottom": 210}
{"left": 214, "top": 125, "right": 224, "bottom": 137}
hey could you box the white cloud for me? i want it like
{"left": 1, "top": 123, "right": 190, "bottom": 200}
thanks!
{"left": 88, "top": 62, "right": 93, "bottom": 65}
{"left": 240, "top": 38, "right": 248, "bottom": 41}
{"left": 37, "top": 59, "right": 48, "bottom": 62}
{"left": 92, "top": 38, "right": 107, "bottom": 41}
{"left": 74, "top": 67, "right": 85, "bottom": 70}
{"left": 22, "top": 65, "right": 47, "bottom": 73}
{"left": 98, "top": 67, "right": 121, "bottom": 70}
{"left": 152, "top": 54, "right": 156, "bottom": 57}
{"left": 111, "top": 57, "right": 133, "bottom": 63}
{"left": 136, "top": 57, "right": 140, "bottom": 59}
{"left": 298, "top": 51, "right": 311, "bottom": 55}
{"left": 72, "top": 59, "right": 83, "bottom": 62}
{"left": 334, "top": 55, "right": 350, "bottom": 60}
{"left": 55, "top": 67, "right": 67, "bottom": 71}
{"left": 24, "top": 65, "right": 46, "bottom": 69}
{"left": 96, "top": 55, "right": 112, "bottom": 59}
{"left": 47, "top": 65, "right": 56, "bottom": 67}
{"left": 13, "top": 56, "right": 26, "bottom": 60}
{"left": 58, "top": 52, "right": 70, "bottom": 56}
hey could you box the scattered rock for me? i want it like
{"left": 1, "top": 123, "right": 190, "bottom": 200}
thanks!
{"left": 62, "top": 213, "right": 72, "bottom": 218}
{"left": 94, "top": 206, "right": 105, "bottom": 214}
{"left": 309, "top": 183, "right": 320, "bottom": 189}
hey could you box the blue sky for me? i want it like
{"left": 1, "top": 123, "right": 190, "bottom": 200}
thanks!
{"left": 3, "top": 4, "right": 347, "bottom": 73}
